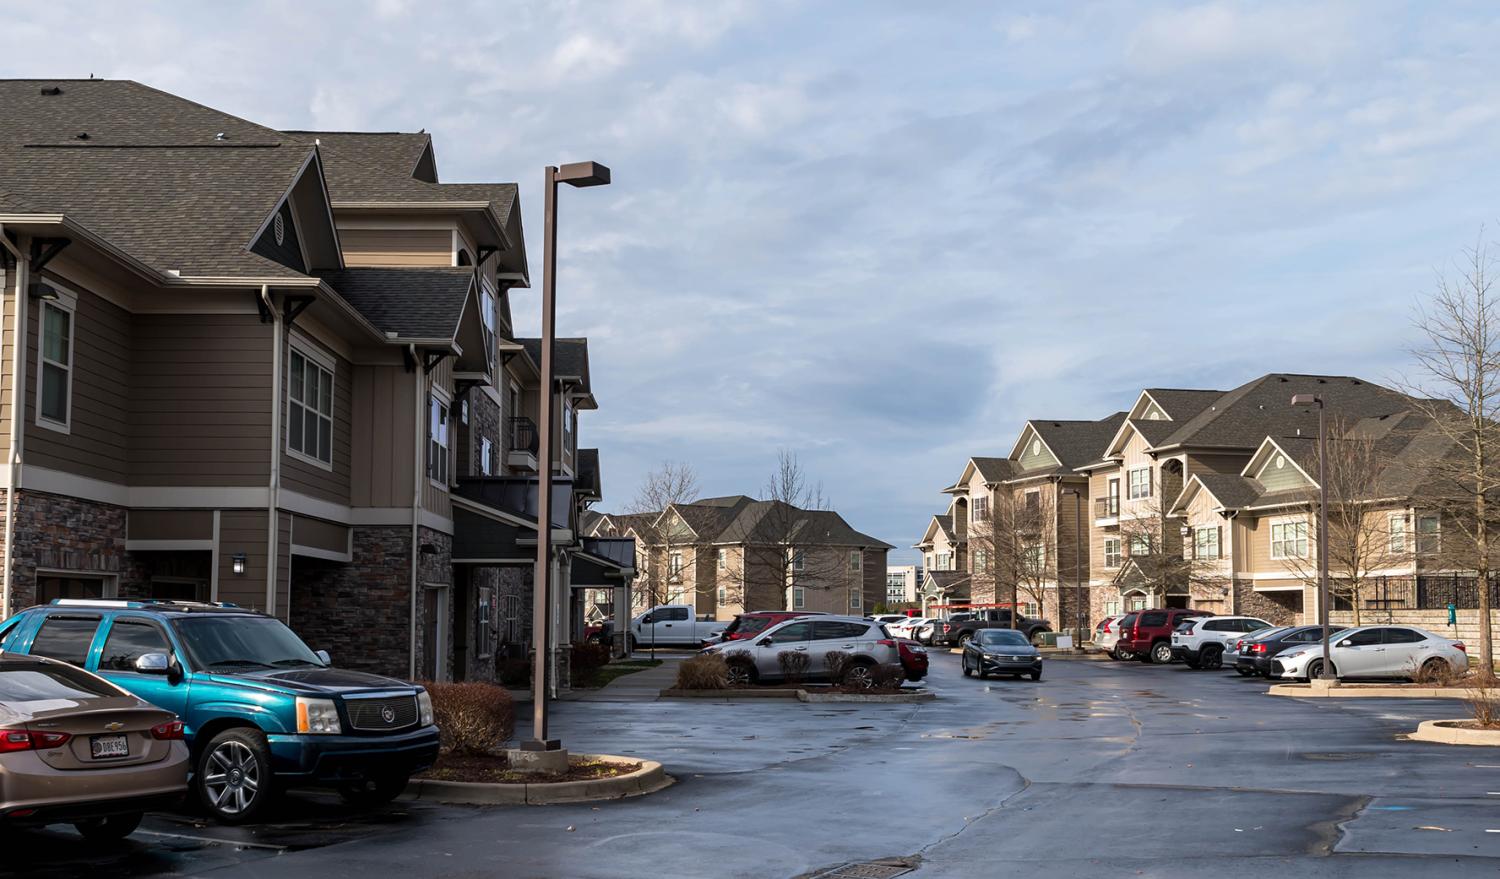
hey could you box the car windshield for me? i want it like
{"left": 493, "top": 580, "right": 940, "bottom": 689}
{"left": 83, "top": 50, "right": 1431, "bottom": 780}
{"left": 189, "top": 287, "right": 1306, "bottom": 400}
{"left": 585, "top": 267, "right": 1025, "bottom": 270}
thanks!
{"left": 977, "top": 630, "right": 1028, "bottom": 647}
{"left": 738, "top": 616, "right": 776, "bottom": 635}
{"left": 171, "top": 616, "right": 325, "bottom": 671}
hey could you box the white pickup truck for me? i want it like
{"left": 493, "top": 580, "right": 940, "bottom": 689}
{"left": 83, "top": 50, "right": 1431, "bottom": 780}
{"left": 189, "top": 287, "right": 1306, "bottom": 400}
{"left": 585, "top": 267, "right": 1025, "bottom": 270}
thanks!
{"left": 630, "top": 605, "right": 723, "bottom": 649}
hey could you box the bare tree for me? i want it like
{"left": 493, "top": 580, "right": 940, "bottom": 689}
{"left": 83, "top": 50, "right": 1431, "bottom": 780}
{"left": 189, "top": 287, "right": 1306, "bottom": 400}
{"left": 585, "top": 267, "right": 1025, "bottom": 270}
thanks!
{"left": 625, "top": 461, "right": 700, "bottom": 612}
{"left": 968, "top": 487, "right": 1055, "bottom": 627}
{"left": 1116, "top": 493, "right": 1228, "bottom": 605}
{"left": 739, "top": 450, "right": 847, "bottom": 610}
{"left": 1400, "top": 236, "right": 1500, "bottom": 676}
{"left": 1279, "top": 420, "right": 1402, "bottom": 627}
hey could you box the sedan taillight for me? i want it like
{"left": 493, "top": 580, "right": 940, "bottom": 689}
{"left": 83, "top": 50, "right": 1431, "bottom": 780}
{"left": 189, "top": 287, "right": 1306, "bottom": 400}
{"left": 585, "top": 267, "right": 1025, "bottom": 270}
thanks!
{"left": 151, "top": 720, "right": 185, "bottom": 740}
{"left": 0, "top": 729, "right": 72, "bottom": 752}
{"left": 1454, "top": 641, "right": 1467, "bottom": 653}
{"left": 1251, "top": 643, "right": 1268, "bottom": 654}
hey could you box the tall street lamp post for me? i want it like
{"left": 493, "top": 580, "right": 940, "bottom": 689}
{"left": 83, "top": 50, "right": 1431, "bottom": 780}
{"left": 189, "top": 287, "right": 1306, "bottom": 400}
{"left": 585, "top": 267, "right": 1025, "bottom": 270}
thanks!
{"left": 527, "top": 161, "right": 611, "bottom": 761}
{"left": 1290, "top": 393, "right": 1333, "bottom": 682}
{"left": 1065, "top": 487, "right": 1085, "bottom": 647}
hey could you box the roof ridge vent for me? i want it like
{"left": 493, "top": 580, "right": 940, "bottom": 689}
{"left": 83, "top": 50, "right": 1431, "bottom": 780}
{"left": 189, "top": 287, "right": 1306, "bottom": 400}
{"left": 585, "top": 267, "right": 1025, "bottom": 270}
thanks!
{"left": 39, "top": 86, "right": 62, "bottom": 96}
{"left": 74, "top": 132, "right": 88, "bottom": 140}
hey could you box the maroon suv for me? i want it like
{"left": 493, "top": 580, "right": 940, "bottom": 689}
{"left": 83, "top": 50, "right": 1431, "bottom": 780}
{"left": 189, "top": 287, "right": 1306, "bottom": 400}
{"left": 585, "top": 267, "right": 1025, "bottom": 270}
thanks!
{"left": 1117, "top": 608, "right": 1206, "bottom": 664}
{"left": 717, "top": 610, "right": 824, "bottom": 642}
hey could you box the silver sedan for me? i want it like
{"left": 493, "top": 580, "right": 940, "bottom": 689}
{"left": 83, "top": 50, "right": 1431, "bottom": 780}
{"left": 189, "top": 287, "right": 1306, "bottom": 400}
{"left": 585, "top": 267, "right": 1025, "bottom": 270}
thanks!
{"left": 1271, "top": 625, "right": 1469, "bottom": 682}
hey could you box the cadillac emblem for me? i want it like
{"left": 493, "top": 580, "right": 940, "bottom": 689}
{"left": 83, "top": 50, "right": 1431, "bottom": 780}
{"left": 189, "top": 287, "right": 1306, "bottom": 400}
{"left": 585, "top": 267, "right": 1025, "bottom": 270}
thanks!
{"left": 381, "top": 706, "right": 396, "bottom": 724}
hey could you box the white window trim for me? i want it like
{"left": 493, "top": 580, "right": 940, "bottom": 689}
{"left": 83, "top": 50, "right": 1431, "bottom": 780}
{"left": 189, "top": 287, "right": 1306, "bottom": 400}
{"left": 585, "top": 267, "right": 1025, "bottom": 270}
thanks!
{"left": 1103, "top": 538, "right": 1122, "bottom": 568}
{"left": 849, "top": 589, "right": 862, "bottom": 610}
{"left": 1195, "top": 526, "right": 1221, "bottom": 560}
{"left": 428, "top": 388, "right": 452, "bottom": 493}
{"left": 1416, "top": 513, "right": 1441, "bottom": 554}
{"left": 1127, "top": 467, "right": 1151, "bottom": 500}
{"left": 717, "top": 548, "right": 727, "bottom": 569}
{"left": 793, "top": 586, "right": 806, "bottom": 609}
{"left": 35, "top": 295, "right": 76, "bottom": 435}
{"left": 1269, "top": 517, "right": 1310, "bottom": 561}
{"left": 1388, "top": 513, "right": 1408, "bottom": 553}
{"left": 479, "top": 436, "right": 494, "bottom": 477}
{"left": 286, "top": 336, "right": 337, "bottom": 472}
{"left": 850, "top": 550, "right": 862, "bottom": 571}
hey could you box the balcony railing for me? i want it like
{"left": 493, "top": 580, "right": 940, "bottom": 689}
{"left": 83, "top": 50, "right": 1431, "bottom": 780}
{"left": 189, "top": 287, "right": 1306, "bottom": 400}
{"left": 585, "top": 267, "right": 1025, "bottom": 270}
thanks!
{"left": 1095, "top": 496, "right": 1120, "bottom": 519}
{"left": 509, "top": 417, "right": 539, "bottom": 455}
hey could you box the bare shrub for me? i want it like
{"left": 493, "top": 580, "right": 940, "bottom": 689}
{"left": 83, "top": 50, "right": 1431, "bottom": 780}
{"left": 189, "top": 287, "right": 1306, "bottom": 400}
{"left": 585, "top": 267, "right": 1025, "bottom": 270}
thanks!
{"left": 723, "top": 649, "right": 754, "bottom": 687}
{"left": 870, "top": 664, "right": 906, "bottom": 692}
{"left": 424, "top": 682, "right": 515, "bottom": 756}
{"left": 1468, "top": 672, "right": 1499, "bottom": 729}
{"left": 778, "top": 650, "right": 811, "bottom": 684}
{"left": 675, "top": 653, "right": 729, "bottom": 690}
{"left": 1413, "top": 657, "right": 1462, "bottom": 687}
{"left": 823, "top": 650, "right": 851, "bottom": 683}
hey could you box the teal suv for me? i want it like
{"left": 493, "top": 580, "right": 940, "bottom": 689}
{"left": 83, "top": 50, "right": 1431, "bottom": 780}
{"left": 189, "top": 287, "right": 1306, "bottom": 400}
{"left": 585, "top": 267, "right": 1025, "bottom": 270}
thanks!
{"left": 0, "top": 600, "right": 439, "bottom": 823}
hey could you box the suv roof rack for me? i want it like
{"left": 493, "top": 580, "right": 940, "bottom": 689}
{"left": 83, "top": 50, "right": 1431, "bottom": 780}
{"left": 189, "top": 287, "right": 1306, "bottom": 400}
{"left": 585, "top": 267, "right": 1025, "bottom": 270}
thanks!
{"left": 48, "top": 598, "right": 245, "bottom": 612}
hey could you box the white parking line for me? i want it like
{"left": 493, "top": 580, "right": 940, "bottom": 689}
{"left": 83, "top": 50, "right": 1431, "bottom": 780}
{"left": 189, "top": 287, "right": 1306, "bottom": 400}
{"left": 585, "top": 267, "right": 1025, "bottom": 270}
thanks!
{"left": 135, "top": 829, "right": 288, "bottom": 851}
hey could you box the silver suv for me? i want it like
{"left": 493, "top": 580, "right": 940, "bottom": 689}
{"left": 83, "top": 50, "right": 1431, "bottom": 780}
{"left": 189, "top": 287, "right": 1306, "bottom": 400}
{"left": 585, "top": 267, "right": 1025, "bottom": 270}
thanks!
{"left": 703, "top": 615, "right": 901, "bottom": 687}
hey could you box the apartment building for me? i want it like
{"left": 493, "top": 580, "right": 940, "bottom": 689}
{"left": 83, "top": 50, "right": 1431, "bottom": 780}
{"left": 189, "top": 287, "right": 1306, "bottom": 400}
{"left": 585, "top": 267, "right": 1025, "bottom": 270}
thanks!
{"left": 587, "top": 495, "right": 890, "bottom": 619}
{"left": 0, "top": 80, "right": 633, "bottom": 688}
{"left": 885, "top": 563, "right": 922, "bottom": 606}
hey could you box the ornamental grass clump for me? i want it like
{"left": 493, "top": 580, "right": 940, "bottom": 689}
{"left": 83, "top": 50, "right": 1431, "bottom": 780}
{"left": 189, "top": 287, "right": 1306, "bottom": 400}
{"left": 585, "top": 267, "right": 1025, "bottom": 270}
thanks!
{"left": 675, "top": 653, "right": 730, "bottom": 690}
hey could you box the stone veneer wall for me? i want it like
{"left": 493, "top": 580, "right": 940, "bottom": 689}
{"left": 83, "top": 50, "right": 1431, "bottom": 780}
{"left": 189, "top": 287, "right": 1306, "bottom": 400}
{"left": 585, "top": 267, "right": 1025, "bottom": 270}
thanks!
{"left": 289, "top": 525, "right": 414, "bottom": 679}
{"left": 4, "top": 490, "right": 127, "bottom": 613}
{"left": 416, "top": 526, "right": 453, "bottom": 682}
{"left": 1232, "top": 581, "right": 1302, "bottom": 626}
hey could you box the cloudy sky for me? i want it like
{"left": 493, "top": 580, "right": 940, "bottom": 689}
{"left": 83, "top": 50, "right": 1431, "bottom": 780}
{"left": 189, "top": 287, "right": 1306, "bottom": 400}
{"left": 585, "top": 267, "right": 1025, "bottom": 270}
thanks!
{"left": 6, "top": 1, "right": 1500, "bottom": 562}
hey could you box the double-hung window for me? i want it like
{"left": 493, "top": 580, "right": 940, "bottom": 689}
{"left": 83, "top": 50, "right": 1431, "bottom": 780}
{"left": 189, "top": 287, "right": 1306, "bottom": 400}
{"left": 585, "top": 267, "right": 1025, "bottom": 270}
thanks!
{"left": 849, "top": 550, "right": 861, "bottom": 571}
{"left": 791, "top": 550, "right": 805, "bottom": 572}
{"left": 1103, "top": 538, "right": 1122, "bottom": 568}
{"left": 1270, "top": 520, "right": 1309, "bottom": 559}
{"left": 849, "top": 590, "right": 861, "bottom": 611}
{"left": 428, "top": 395, "right": 451, "bottom": 486}
{"left": 1417, "top": 514, "right": 1441, "bottom": 554}
{"left": 717, "top": 548, "right": 727, "bottom": 569}
{"left": 288, "top": 346, "right": 334, "bottom": 466}
{"left": 1194, "top": 526, "right": 1221, "bottom": 560}
{"left": 793, "top": 587, "right": 806, "bottom": 609}
{"left": 38, "top": 299, "right": 73, "bottom": 430}
{"left": 1388, "top": 514, "right": 1408, "bottom": 553}
{"left": 1127, "top": 467, "right": 1151, "bottom": 500}
{"left": 973, "top": 549, "right": 988, "bottom": 572}
{"left": 669, "top": 551, "right": 683, "bottom": 576}
{"left": 973, "top": 497, "right": 989, "bottom": 520}
{"left": 480, "top": 437, "right": 495, "bottom": 476}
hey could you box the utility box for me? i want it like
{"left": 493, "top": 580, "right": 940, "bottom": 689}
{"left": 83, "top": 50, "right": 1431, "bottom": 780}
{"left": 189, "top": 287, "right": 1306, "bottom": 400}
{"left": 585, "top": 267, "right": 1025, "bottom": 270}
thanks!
{"left": 1054, "top": 634, "right": 1074, "bottom": 650}
{"left": 1039, "top": 631, "right": 1061, "bottom": 648}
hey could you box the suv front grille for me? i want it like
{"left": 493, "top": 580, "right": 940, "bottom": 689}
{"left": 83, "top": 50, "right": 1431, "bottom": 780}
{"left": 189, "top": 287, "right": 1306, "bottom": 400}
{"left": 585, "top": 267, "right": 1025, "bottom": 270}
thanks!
{"left": 344, "top": 695, "right": 418, "bottom": 732}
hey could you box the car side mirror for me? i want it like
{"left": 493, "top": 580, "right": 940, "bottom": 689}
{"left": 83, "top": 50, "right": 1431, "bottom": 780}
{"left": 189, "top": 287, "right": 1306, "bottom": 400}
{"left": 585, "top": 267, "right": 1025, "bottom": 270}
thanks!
{"left": 315, "top": 649, "right": 331, "bottom": 666}
{"left": 135, "top": 653, "right": 170, "bottom": 675}
{"left": 1338, "top": 640, "right": 1352, "bottom": 648}
{"left": 758, "top": 637, "right": 774, "bottom": 647}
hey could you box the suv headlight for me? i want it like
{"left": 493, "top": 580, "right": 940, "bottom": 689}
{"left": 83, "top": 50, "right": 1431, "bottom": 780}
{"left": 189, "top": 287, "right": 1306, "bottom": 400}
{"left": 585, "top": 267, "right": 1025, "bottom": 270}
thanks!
{"left": 417, "top": 690, "right": 434, "bottom": 727}
{"left": 296, "top": 697, "right": 342, "bottom": 735}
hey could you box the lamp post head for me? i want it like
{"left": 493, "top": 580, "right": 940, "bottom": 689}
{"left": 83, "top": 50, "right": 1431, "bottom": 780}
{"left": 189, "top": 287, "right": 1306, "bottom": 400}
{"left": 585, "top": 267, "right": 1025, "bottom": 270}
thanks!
{"left": 556, "top": 161, "right": 611, "bottom": 188}
{"left": 1290, "top": 393, "right": 1322, "bottom": 407}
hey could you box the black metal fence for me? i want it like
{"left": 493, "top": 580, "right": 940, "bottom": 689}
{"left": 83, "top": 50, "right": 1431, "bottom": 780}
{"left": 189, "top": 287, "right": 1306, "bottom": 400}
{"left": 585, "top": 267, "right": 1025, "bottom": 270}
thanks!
{"left": 1328, "top": 574, "right": 1500, "bottom": 617}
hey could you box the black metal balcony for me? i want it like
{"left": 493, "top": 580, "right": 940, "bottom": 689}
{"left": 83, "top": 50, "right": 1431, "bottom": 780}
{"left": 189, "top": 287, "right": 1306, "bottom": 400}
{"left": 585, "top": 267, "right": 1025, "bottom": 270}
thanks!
{"left": 509, "top": 417, "right": 539, "bottom": 455}
{"left": 454, "top": 476, "right": 574, "bottom": 530}
{"left": 1095, "top": 496, "right": 1119, "bottom": 519}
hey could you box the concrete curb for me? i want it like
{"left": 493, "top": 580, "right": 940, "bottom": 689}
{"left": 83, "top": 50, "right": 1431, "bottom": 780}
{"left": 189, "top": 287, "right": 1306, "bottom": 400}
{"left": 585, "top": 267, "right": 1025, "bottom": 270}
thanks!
{"left": 1268, "top": 683, "right": 1491, "bottom": 700}
{"left": 660, "top": 688, "right": 803, "bottom": 699}
{"left": 406, "top": 755, "right": 673, "bottom": 805}
{"left": 796, "top": 690, "right": 936, "bottom": 703}
{"left": 1408, "top": 719, "right": 1500, "bottom": 746}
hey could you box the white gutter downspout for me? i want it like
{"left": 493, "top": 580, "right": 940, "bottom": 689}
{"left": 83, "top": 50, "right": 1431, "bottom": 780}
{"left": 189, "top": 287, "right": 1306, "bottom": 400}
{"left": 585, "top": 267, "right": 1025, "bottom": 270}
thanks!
{"left": 409, "top": 344, "right": 422, "bottom": 681}
{"left": 263, "top": 286, "right": 282, "bottom": 617}
{"left": 1, "top": 230, "right": 27, "bottom": 620}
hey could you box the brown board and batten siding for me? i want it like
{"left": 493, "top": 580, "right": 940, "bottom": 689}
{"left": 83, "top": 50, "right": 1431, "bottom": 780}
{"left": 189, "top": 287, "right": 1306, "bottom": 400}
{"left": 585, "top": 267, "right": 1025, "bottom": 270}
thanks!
{"left": 128, "top": 510, "right": 214, "bottom": 541}
{"left": 349, "top": 364, "right": 416, "bottom": 508}
{"left": 290, "top": 514, "right": 349, "bottom": 556}
{"left": 216, "top": 510, "right": 269, "bottom": 609}
{"left": 280, "top": 332, "right": 352, "bottom": 505}
{"left": 339, "top": 229, "right": 452, "bottom": 267}
{"left": 130, "top": 313, "right": 273, "bottom": 486}
{"left": 24, "top": 284, "right": 131, "bottom": 483}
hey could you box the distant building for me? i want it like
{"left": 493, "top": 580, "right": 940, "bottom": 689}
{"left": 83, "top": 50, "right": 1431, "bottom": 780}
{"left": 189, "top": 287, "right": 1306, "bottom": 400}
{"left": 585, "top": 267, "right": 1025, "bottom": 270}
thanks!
{"left": 885, "top": 564, "right": 922, "bottom": 605}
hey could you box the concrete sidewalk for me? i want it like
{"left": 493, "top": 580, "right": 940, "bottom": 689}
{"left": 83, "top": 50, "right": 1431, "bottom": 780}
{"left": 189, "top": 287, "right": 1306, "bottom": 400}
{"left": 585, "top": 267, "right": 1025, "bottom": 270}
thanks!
{"left": 562, "top": 654, "right": 686, "bottom": 702}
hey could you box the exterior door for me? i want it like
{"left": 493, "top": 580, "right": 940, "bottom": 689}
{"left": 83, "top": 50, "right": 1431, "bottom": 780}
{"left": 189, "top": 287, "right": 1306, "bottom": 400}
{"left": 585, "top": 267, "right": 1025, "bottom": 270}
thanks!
{"left": 755, "top": 620, "right": 812, "bottom": 678}
{"left": 423, "top": 585, "right": 450, "bottom": 682}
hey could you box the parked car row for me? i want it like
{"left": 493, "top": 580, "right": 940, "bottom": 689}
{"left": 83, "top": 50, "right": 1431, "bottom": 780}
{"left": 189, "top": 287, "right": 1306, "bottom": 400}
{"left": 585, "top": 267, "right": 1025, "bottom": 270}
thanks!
{"left": 1090, "top": 608, "right": 1470, "bottom": 682}
{"left": 0, "top": 599, "right": 439, "bottom": 838}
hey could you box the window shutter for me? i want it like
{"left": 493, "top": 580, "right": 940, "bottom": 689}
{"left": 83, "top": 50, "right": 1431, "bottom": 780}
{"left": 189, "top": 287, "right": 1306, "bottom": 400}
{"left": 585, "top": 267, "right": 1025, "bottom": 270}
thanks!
{"left": 1216, "top": 525, "right": 1223, "bottom": 559}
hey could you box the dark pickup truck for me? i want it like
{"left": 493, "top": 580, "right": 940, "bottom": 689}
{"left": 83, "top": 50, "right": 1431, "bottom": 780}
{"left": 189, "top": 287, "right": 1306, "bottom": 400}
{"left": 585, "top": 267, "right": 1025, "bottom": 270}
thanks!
{"left": 936, "top": 609, "right": 1052, "bottom": 647}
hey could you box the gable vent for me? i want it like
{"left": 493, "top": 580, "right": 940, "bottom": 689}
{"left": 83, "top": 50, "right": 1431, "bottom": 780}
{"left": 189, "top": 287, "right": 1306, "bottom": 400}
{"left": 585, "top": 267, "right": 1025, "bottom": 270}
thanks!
{"left": 39, "top": 86, "right": 62, "bottom": 96}
{"left": 273, "top": 213, "right": 286, "bottom": 245}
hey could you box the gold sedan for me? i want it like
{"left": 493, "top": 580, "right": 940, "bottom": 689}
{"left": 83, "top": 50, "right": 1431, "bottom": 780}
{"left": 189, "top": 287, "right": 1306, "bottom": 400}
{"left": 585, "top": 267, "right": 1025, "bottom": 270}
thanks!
{"left": 0, "top": 653, "right": 188, "bottom": 840}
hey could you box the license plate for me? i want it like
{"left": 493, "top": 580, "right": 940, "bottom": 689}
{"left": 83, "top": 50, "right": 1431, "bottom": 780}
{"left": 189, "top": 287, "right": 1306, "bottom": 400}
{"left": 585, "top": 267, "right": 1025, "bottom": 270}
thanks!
{"left": 90, "top": 734, "right": 129, "bottom": 759}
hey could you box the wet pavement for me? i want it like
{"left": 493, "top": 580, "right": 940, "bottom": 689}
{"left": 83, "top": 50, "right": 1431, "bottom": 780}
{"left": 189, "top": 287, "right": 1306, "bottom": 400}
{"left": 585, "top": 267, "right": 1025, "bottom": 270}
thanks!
{"left": 7, "top": 652, "right": 1500, "bottom": 878}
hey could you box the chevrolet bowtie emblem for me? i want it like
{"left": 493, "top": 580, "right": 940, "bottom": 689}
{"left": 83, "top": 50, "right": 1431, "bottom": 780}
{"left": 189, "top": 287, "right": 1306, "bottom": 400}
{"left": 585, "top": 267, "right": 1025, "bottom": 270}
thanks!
{"left": 104, "top": 721, "right": 125, "bottom": 731}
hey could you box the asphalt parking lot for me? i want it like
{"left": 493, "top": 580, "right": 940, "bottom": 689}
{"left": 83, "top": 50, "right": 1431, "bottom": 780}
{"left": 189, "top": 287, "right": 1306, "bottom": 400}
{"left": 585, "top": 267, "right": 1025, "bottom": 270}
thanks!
{"left": 7, "top": 651, "right": 1499, "bottom": 878}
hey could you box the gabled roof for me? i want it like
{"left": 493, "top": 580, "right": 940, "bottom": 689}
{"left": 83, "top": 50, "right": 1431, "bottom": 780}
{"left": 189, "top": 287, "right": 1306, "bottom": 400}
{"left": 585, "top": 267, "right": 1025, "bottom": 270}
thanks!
{"left": 1010, "top": 413, "right": 1127, "bottom": 479}
{"left": 1140, "top": 388, "right": 1224, "bottom": 420}
{"left": 316, "top": 267, "right": 473, "bottom": 341}
{"left": 518, "top": 338, "right": 592, "bottom": 396}
{"left": 1171, "top": 473, "right": 1263, "bottom": 515}
{"left": 284, "top": 131, "right": 435, "bottom": 182}
{"left": 1154, "top": 374, "right": 1409, "bottom": 451}
{"left": 922, "top": 570, "right": 971, "bottom": 596}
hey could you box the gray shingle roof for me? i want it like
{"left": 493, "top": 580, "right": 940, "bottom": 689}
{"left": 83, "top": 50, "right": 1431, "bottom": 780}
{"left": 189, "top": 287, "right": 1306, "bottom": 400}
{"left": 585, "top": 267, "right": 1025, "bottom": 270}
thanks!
{"left": 1023, "top": 412, "right": 1127, "bottom": 475}
{"left": 1191, "top": 473, "right": 1263, "bottom": 509}
{"left": 1155, "top": 374, "right": 1409, "bottom": 451}
{"left": 316, "top": 267, "right": 473, "bottom": 340}
{"left": 284, "top": 131, "right": 432, "bottom": 181}
{"left": 971, "top": 457, "right": 1015, "bottom": 483}
{"left": 518, "top": 338, "right": 590, "bottom": 393}
{"left": 1144, "top": 388, "right": 1224, "bottom": 420}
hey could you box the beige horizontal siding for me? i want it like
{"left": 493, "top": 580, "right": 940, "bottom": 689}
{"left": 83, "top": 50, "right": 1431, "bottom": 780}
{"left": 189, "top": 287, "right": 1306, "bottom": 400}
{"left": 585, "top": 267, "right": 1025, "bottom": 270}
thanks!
{"left": 339, "top": 228, "right": 452, "bottom": 267}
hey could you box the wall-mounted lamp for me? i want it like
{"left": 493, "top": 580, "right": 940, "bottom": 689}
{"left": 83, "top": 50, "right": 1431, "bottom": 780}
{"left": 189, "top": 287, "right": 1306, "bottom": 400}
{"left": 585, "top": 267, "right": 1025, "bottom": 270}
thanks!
{"left": 27, "top": 282, "right": 58, "bottom": 301}
{"left": 231, "top": 553, "right": 247, "bottom": 575}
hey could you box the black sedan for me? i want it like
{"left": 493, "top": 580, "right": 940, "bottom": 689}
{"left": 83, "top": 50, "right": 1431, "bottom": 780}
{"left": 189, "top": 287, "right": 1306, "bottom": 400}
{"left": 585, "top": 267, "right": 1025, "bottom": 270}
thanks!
{"left": 960, "top": 629, "right": 1042, "bottom": 681}
{"left": 1234, "top": 624, "right": 1346, "bottom": 677}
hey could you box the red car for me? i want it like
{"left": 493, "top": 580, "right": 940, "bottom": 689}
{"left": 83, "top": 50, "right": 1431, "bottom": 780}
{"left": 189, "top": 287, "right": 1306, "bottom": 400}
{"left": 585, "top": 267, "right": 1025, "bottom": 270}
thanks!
{"left": 1116, "top": 608, "right": 1207, "bottom": 664}
{"left": 717, "top": 610, "right": 825, "bottom": 642}
{"left": 896, "top": 639, "right": 928, "bottom": 682}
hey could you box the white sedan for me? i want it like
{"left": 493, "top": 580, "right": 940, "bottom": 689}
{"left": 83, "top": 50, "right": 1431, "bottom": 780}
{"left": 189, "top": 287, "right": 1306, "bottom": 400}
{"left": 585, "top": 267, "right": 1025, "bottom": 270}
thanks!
{"left": 1272, "top": 625, "right": 1468, "bottom": 682}
{"left": 888, "top": 617, "right": 929, "bottom": 639}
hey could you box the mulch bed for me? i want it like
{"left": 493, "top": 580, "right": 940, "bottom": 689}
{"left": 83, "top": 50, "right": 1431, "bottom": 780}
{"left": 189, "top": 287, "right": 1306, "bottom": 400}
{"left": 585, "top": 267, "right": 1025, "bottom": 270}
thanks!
{"left": 417, "top": 753, "right": 642, "bottom": 784}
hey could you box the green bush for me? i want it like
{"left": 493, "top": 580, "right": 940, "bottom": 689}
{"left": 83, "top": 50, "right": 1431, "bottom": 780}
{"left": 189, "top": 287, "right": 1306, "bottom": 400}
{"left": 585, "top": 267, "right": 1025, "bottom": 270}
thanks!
{"left": 675, "top": 653, "right": 730, "bottom": 690}
{"left": 423, "top": 682, "right": 515, "bottom": 756}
